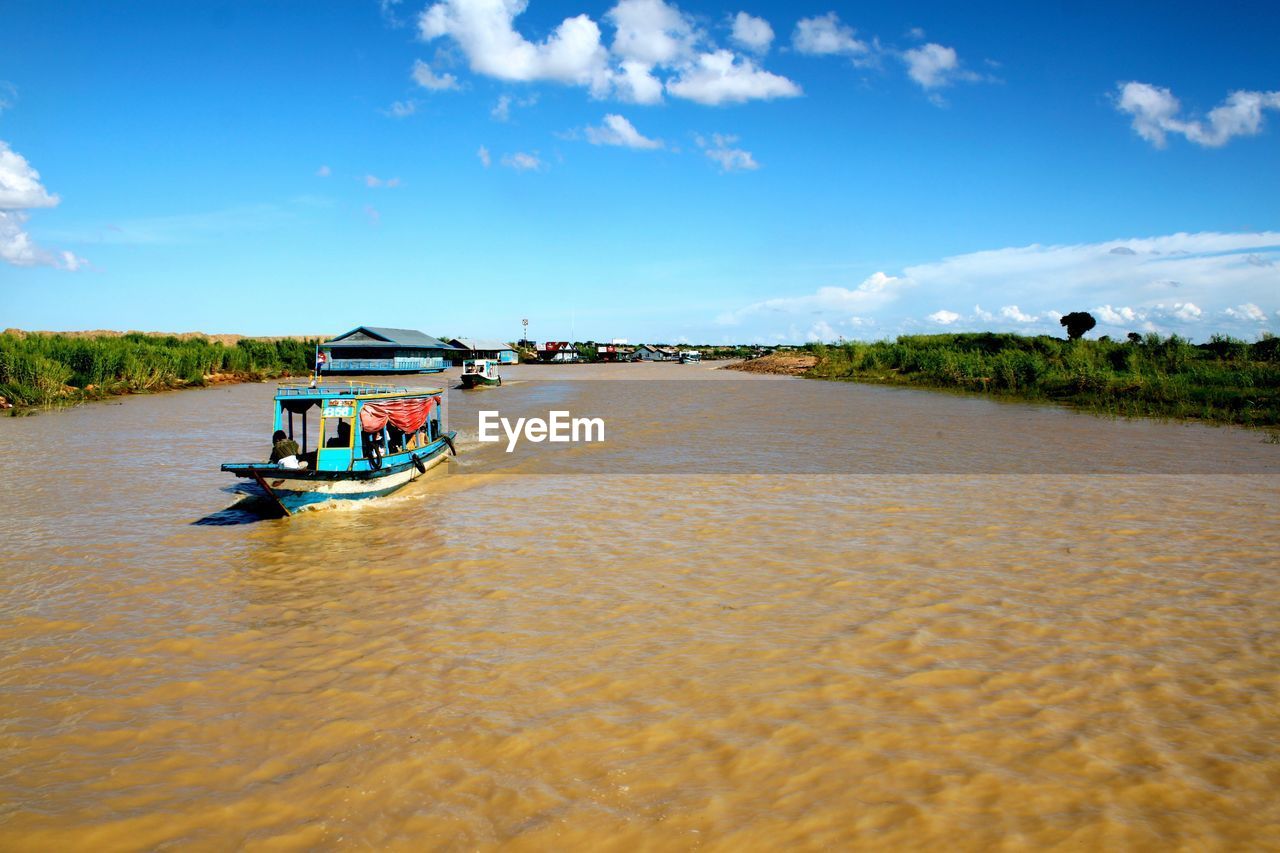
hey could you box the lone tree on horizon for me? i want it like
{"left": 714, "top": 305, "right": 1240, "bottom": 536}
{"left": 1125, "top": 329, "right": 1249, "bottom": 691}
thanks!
{"left": 1060, "top": 311, "right": 1097, "bottom": 340}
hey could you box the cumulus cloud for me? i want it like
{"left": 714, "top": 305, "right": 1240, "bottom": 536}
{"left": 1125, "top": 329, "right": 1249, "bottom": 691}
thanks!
{"left": 666, "top": 49, "right": 800, "bottom": 105}
{"left": 585, "top": 113, "right": 663, "bottom": 148}
{"left": 696, "top": 132, "right": 758, "bottom": 171}
{"left": 1225, "top": 302, "right": 1267, "bottom": 322}
{"left": 419, "top": 0, "right": 611, "bottom": 95}
{"left": 1000, "top": 305, "right": 1038, "bottom": 323}
{"left": 792, "top": 13, "right": 869, "bottom": 59}
{"left": 730, "top": 12, "right": 773, "bottom": 54}
{"left": 0, "top": 140, "right": 86, "bottom": 270}
{"left": 608, "top": 0, "right": 698, "bottom": 66}
{"left": 411, "top": 58, "right": 461, "bottom": 91}
{"left": 415, "top": 0, "right": 798, "bottom": 107}
{"left": 364, "top": 174, "right": 401, "bottom": 188}
{"left": 501, "top": 151, "right": 544, "bottom": 171}
{"left": 0, "top": 142, "right": 60, "bottom": 209}
{"left": 716, "top": 232, "right": 1280, "bottom": 342}
{"left": 901, "top": 42, "right": 979, "bottom": 92}
{"left": 1116, "top": 82, "right": 1280, "bottom": 148}
{"left": 613, "top": 59, "right": 666, "bottom": 103}
{"left": 477, "top": 145, "right": 491, "bottom": 167}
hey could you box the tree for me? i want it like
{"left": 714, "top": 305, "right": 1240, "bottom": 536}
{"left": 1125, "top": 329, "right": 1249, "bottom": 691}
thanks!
{"left": 1060, "top": 312, "right": 1096, "bottom": 340}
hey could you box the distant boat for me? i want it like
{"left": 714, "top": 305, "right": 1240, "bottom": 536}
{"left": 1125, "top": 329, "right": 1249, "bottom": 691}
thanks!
{"left": 679, "top": 350, "right": 702, "bottom": 364}
{"left": 460, "top": 359, "right": 503, "bottom": 388}
{"left": 221, "top": 381, "right": 456, "bottom": 515}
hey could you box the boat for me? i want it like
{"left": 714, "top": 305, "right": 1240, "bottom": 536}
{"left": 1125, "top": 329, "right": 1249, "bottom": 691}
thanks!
{"left": 679, "top": 350, "right": 702, "bottom": 364}
{"left": 220, "top": 381, "right": 456, "bottom": 515}
{"left": 460, "top": 359, "right": 503, "bottom": 388}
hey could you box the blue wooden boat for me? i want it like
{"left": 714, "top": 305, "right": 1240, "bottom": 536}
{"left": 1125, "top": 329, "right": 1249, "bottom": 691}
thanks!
{"left": 221, "top": 381, "right": 456, "bottom": 516}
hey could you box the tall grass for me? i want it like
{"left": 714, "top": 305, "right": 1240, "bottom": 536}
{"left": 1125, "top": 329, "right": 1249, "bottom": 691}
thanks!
{"left": 0, "top": 333, "right": 316, "bottom": 409}
{"left": 804, "top": 332, "right": 1280, "bottom": 426}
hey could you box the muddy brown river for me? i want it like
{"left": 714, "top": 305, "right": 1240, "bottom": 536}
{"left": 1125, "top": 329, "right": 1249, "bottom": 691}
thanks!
{"left": 2, "top": 363, "right": 1278, "bottom": 849}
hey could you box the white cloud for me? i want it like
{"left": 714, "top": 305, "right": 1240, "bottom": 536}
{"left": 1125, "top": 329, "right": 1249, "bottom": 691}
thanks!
{"left": 419, "top": 0, "right": 611, "bottom": 96}
{"left": 0, "top": 82, "right": 16, "bottom": 116}
{"left": 792, "top": 13, "right": 868, "bottom": 59}
{"left": 364, "top": 174, "right": 401, "bottom": 188}
{"left": 666, "top": 49, "right": 800, "bottom": 105}
{"left": 806, "top": 319, "right": 839, "bottom": 341}
{"left": 718, "top": 272, "right": 906, "bottom": 325}
{"left": 1225, "top": 302, "right": 1267, "bottom": 322}
{"left": 1095, "top": 305, "right": 1138, "bottom": 325}
{"left": 0, "top": 141, "right": 85, "bottom": 270}
{"left": 411, "top": 58, "right": 461, "bottom": 91}
{"left": 0, "top": 142, "right": 59, "bottom": 209}
{"left": 730, "top": 12, "right": 773, "bottom": 54}
{"left": 607, "top": 0, "right": 697, "bottom": 66}
{"left": 901, "top": 42, "right": 978, "bottom": 91}
{"left": 501, "top": 151, "right": 544, "bottom": 171}
{"left": 491, "top": 92, "right": 537, "bottom": 121}
{"left": 1000, "top": 305, "right": 1037, "bottom": 323}
{"left": 364, "top": 204, "right": 381, "bottom": 226}
{"left": 585, "top": 113, "right": 663, "bottom": 149}
{"left": 386, "top": 99, "right": 418, "bottom": 117}
{"left": 613, "top": 59, "right": 665, "bottom": 104}
{"left": 414, "top": 1, "right": 798, "bottom": 107}
{"left": 1116, "top": 82, "right": 1280, "bottom": 148}
{"left": 477, "top": 145, "right": 491, "bottom": 167}
{"left": 316, "top": 164, "right": 332, "bottom": 177}
{"left": 716, "top": 232, "right": 1280, "bottom": 341}
{"left": 927, "top": 309, "right": 960, "bottom": 325}
{"left": 696, "top": 132, "right": 758, "bottom": 171}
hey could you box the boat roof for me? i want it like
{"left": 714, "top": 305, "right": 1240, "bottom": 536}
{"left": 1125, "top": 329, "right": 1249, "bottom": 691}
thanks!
{"left": 274, "top": 381, "right": 444, "bottom": 402}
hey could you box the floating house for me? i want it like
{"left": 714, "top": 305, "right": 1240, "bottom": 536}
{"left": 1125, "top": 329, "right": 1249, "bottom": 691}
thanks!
{"left": 537, "top": 342, "right": 580, "bottom": 363}
{"left": 317, "top": 326, "right": 459, "bottom": 375}
{"left": 447, "top": 338, "right": 519, "bottom": 365}
{"left": 631, "top": 344, "right": 662, "bottom": 362}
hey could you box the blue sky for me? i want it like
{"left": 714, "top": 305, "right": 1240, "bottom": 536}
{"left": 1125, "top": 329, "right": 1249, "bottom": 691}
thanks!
{"left": 1, "top": 0, "right": 1277, "bottom": 343}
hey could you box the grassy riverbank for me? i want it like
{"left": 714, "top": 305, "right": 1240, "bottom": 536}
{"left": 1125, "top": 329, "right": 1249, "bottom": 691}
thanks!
{"left": 750, "top": 333, "right": 1280, "bottom": 427}
{"left": 0, "top": 332, "right": 316, "bottom": 411}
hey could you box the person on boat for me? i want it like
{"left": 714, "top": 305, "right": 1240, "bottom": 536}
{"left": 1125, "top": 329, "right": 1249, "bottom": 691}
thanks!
{"left": 326, "top": 421, "right": 351, "bottom": 448}
{"left": 270, "top": 430, "right": 303, "bottom": 468}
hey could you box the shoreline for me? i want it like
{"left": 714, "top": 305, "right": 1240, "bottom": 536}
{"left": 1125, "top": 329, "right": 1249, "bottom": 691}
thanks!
{"left": 727, "top": 350, "right": 1280, "bottom": 433}
{"left": 3, "top": 369, "right": 308, "bottom": 415}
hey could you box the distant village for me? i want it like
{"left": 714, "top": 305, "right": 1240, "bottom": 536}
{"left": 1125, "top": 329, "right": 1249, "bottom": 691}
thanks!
{"left": 315, "top": 326, "right": 797, "bottom": 374}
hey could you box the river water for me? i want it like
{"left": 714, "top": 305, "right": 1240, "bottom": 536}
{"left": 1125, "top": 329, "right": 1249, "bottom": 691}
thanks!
{"left": 2, "top": 363, "right": 1278, "bottom": 849}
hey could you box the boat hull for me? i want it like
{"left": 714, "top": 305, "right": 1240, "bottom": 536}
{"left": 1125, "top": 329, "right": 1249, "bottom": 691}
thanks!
{"left": 460, "top": 374, "right": 500, "bottom": 388}
{"left": 223, "top": 436, "right": 453, "bottom": 514}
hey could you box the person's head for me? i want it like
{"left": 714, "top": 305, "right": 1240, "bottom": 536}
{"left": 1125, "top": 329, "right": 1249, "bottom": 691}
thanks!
{"left": 338, "top": 421, "right": 350, "bottom": 438}
{"left": 272, "top": 430, "right": 287, "bottom": 443}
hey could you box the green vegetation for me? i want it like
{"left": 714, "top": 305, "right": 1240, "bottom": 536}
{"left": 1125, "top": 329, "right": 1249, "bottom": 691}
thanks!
{"left": 0, "top": 333, "right": 316, "bottom": 410}
{"left": 803, "top": 332, "right": 1280, "bottom": 427}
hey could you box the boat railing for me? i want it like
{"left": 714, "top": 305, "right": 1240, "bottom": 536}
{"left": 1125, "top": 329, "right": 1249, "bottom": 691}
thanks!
{"left": 320, "top": 357, "right": 446, "bottom": 372}
{"left": 277, "top": 380, "right": 411, "bottom": 396}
